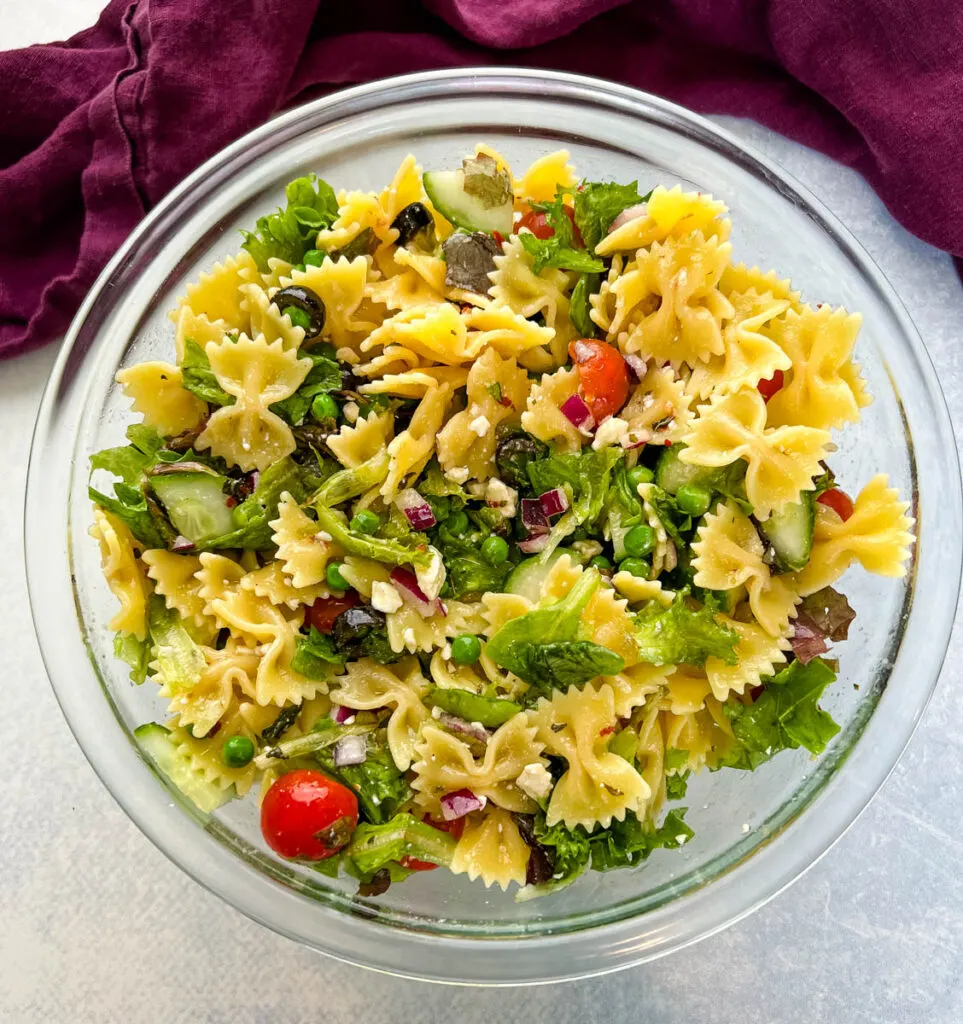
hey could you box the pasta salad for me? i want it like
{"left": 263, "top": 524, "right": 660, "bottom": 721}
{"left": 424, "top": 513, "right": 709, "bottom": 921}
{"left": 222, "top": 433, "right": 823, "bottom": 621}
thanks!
{"left": 89, "top": 147, "right": 915, "bottom": 899}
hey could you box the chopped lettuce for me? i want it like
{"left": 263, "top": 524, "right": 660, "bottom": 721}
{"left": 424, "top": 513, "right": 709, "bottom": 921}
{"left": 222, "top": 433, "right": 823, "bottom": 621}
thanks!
{"left": 114, "top": 631, "right": 152, "bottom": 685}
{"left": 633, "top": 590, "right": 739, "bottom": 667}
{"left": 241, "top": 173, "right": 339, "bottom": 270}
{"left": 664, "top": 748, "right": 691, "bottom": 799}
{"left": 344, "top": 813, "right": 457, "bottom": 879}
{"left": 518, "top": 193, "right": 605, "bottom": 274}
{"left": 270, "top": 350, "right": 342, "bottom": 426}
{"left": 89, "top": 482, "right": 171, "bottom": 549}
{"left": 430, "top": 514, "right": 511, "bottom": 600}
{"left": 180, "top": 339, "right": 234, "bottom": 407}
{"left": 487, "top": 568, "right": 624, "bottom": 700}
{"left": 147, "top": 597, "right": 205, "bottom": 692}
{"left": 570, "top": 271, "right": 601, "bottom": 338}
{"left": 721, "top": 657, "right": 841, "bottom": 770}
{"left": 644, "top": 485, "right": 693, "bottom": 550}
{"left": 798, "top": 587, "right": 856, "bottom": 642}
{"left": 291, "top": 626, "right": 346, "bottom": 679}
{"left": 573, "top": 180, "right": 649, "bottom": 254}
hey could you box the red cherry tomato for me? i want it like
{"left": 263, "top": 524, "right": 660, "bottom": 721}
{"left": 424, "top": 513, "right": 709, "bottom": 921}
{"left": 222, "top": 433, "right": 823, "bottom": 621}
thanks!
{"left": 569, "top": 339, "right": 630, "bottom": 422}
{"left": 757, "top": 369, "right": 785, "bottom": 402}
{"left": 399, "top": 855, "right": 437, "bottom": 871}
{"left": 307, "top": 591, "right": 360, "bottom": 633}
{"left": 517, "top": 204, "right": 581, "bottom": 244}
{"left": 261, "top": 769, "right": 358, "bottom": 861}
{"left": 817, "top": 487, "right": 855, "bottom": 522}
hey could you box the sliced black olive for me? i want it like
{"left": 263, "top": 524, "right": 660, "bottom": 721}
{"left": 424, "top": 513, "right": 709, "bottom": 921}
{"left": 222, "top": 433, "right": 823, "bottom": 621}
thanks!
{"left": 443, "top": 232, "right": 500, "bottom": 294}
{"left": 391, "top": 202, "right": 435, "bottom": 248}
{"left": 329, "top": 227, "right": 378, "bottom": 261}
{"left": 331, "top": 604, "right": 386, "bottom": 646}
{"left": 272, "top": 285, "right": 325, "bottom": 338}
{"left": 495, "top": 433, "right": 549, "bottom": 490}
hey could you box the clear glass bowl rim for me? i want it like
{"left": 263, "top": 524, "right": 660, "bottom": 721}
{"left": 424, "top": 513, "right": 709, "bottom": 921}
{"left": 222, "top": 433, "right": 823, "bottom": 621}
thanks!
{"left": 25, "top": 68, "right": 962, "bottom": 985}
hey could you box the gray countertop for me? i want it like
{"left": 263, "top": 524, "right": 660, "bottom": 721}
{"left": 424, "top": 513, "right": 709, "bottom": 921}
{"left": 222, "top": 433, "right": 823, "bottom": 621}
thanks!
{"left": 2, "top": 9, "right": 962, "bottom": 1019}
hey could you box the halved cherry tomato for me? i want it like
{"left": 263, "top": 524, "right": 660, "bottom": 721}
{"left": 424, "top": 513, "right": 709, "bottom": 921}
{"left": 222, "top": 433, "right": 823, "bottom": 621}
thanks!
{"left": 569, "top": 339, "right": 630, "bottom": 423}
{"left": 817, "top": 487, "right": 855, "bottom": 522}
{"left": 261, "top": 769, "right": 359, "bottom": 861}
{"left": 307, "top": 591, "right": 360, "bottom": 633}
{"left": 517, "top": 204, "right": 581, "bottom": 244}
{"left": 757, "top": 369, "right": 785, "bottom": 402}
{"left": 399, "top": 816, "right": 466, "bottom": 871}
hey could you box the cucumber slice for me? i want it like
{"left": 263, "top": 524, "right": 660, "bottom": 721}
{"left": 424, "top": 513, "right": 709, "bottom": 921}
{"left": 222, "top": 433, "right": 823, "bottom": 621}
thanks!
{"left": 150, "top": 471, "right": 234, "bottom": 544}
{"left": 655, "top": 445, "right": 722, "bottom": 495}
{"left": 423, "top": 170, "right": 514, "bottom": 235}
{"left": 134, "top": 723, "right": 230, "bottom": 813}
{"left": 758, "top": 492, "right": 815, "bottom": 572}
{"left": 504, "top": 549, "right": 565, "bottom": 603}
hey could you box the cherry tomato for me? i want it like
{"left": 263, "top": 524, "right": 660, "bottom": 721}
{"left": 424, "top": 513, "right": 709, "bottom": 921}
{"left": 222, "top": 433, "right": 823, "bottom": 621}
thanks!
{"left": 817, "top": 487, "right": 855, "bottom": 522}
{"left": 757, "top": 369, "right": 785, "bottom": 402}
{"left": 517, "top": 204, "right": 581, "bottom": 244}
{"left": 307, "top": 591, "right": 360, "bottom": 633}
{"left": 569, "top": 339, "right": 630, "bottom": 422}
{"left": 261, "top": 769, "right": 358, "bottom": 861}
{"left": 399, "top": 855, "right": 437, "bottom": 871}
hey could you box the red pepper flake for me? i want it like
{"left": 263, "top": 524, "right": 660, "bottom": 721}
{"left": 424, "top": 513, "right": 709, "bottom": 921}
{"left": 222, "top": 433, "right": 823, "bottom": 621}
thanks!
{"left": 492, "top": 230, "right": 505, "bottom": 245}
{"left": 498, "top": 396, "right": 514, "bottom": 408}
{"left": 225, "top": 496, "right": 238, "bottom": 508}
{"left": 599, "top": 725, "right": 616, "bottom": 737}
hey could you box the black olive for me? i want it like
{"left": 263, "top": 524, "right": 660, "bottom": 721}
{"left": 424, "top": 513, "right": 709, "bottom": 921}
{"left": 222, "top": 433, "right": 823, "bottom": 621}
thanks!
{"left": 331, "top": 604, "right": 386, "bottom": 646}
{"left": 272, "top": 285, "right": 326, "bottom": 338}
{"left": 495, "top": 433, "right": 549, "bottom": 490}
{"left": 391, "top": 202, "right": 435, "bottom": 247}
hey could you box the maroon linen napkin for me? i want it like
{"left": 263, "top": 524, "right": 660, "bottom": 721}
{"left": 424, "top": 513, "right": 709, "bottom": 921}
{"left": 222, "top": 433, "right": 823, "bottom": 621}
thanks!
{"left": 2, "top": 0, "right": 961, "bottom": 356}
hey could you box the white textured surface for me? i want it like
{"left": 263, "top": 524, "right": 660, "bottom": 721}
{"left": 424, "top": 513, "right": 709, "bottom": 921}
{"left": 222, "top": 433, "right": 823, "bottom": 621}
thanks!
{"left": 3, "top": 6, "right": 963, "bottom": 1022}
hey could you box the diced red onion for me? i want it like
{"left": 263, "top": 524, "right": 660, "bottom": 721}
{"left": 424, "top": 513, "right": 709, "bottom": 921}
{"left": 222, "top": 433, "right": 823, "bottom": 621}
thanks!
{"left": 440, "top": 788, "right": 486, "bottom": 821}
{"left": 390, "top": 567, "right": 440, "bottom": 618}
{"left": 624, "top": 354, "right": 648, "bottom": 380}
{"left": 790, "top": 611, "right": 830, "bottom": 665}
{"left": 519, "top": 533, "right": 550, "bottom": 554}
{"left": 521, "top": 498, "right": 551, "bottom": 537}
{"left": 437, "top": 712, "right": 489, "bottom": 745}
{"left": 608, "top": 202, "right": 648, "bottom": 234}
{"left": 395, "top": 488, "right": 436, "bottom": 531}
{"left": 571, "top": 340, "right": 596, "bottom": 364}
{"left": 332, "top": 704, "right": 355, "bottom": 724}
{"left": 247, "top": 469, "right": 260, "bottom": 493}
{"left": 171, "top": 535, "right": 195, "bottom": 553}
{"left": 333, "top": 733, "right": 367, "bottom": 767}
{"left": 560, "top": 393, "right": 595, "bottom": 431}
{"left": 538, "top": 487, "right": 569, "bottom": 518}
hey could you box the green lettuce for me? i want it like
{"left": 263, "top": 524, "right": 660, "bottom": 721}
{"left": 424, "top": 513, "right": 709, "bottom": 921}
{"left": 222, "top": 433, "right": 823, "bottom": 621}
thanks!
{"left": 180, "top": 339, "right": 234, "bottom": 407}
{"left": 291, "top": 626, "right": 346, "bottom": 679}
{"left": 241, "top": 174, "right": 339, "bottom": 270}
{"left": 429, "top": 513, "right": 512, "bottom": 600}
{"left": 146, "top": 597, "right": 204, "bottom": 693}
{"left": 487, "top": 568, "right": 624, "bottom": 701}
{"left": 114, "top": 632, "right": 152, "bottom": 685}
{"left": 344, "top": 813, "right": 457, "bottom": 879}
{"left": 570, "top": 271, "right": 601, "bottom": 338}
{"left": 633, "top": 590, "right": 739, "bottom": 667}
{"left": 518, "top": 193, "right": 605, "bottom": 274}
{"left": 573, "top": 181, "right": 649, "bottom": 254}
{"left": 270, "top": 350, "right": 342, "bottom": 426}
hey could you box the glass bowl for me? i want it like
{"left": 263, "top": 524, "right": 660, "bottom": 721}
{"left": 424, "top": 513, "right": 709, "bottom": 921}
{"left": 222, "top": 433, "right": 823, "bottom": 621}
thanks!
{"left": 25, "top": 69, "right": 962, "bottom": 985}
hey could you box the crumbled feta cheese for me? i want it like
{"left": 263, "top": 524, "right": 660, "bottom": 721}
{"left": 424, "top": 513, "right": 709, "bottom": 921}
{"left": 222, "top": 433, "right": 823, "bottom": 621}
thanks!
{"left": 315, "top": 531, "right": 333, "bottom": 543}
{"left": 572, "top": 539, "right": 603, "bottom": 561}
{"left": 469, "top": 414, "right": 491, "bottom": 437}
{"left": 516, "top": 762, "right": 554, "bottom": 802}
{"left": 431, "top": 705, "right": 444, "bottom": 720}
{"left": 441, "top": 642, "right": 452, "bottom": 659}
{"left": 591, "top": 416, "right": 630, "bottom": 450}
{"left": 486, "top": 477, "right": 518, "bottom": 518}
{"left": 741, "top": 823, "right": 750, "bottom": 834}
{"left": 370, "top": 580, "right": 403, "bottom": 614}
{"left": 446, "top": 467, "right": 471, "bottom": 484}
{"left": 415, "top": 546, "right": 446, "bottom": 601}
{"left": 402, "top": 627, "right": 417, "bottom": 649}
{"left": 343, "top": 715, "right": 356, "bottom": 726}
{"left": 342, "top": 400, "right": 360, "bottom": 424}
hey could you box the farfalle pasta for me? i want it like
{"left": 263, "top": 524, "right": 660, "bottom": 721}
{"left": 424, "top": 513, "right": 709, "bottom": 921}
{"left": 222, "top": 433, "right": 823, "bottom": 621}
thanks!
{"left": 90, "top": 148, "right": 913, "bottom": 900}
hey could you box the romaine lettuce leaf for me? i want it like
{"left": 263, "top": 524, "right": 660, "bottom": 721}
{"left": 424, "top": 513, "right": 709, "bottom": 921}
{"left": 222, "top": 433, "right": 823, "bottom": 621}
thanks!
{"left": 291, "top": 626, "right": 346, "bottom": 679}
{"left": 569, "top": 272, "right": 601, "bottom": 338}
{"left": 518, "top": 193, "right": 605, "bottom": 274}
{"left": 147, "top": 597, "right": 204, "bottom": 692}
{"left": 180, "top": 339, "right": 234, "bottom": 407}
{"left": 114, "top": 631, "right": 152, "bottom": 685}
{"left": 241, "top": 173, "right": 339, "bottom": 270}
{"left": 573, "top": 180, "right": 649, "bottom": 254}
{"left": 344, "top": 813, "right": 457, "bottom": 879}
{"left": 633, "top": 590, "right": 739, "bottom": 667}
{"left": 269, "top": 350, "right": 342, "bottom": 426}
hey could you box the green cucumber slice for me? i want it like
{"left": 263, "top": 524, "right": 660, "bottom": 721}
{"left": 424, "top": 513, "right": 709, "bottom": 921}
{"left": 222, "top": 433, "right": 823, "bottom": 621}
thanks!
{"left": 150, "top": 471, "right": 234, "bottom": 544}
{"left": 423, "top": 170, "right": 514, "bottom": 235}
{"left": 655, "top": 445, "right": 722, "bottom": 495}
{"left": 134, "top": 723, "right": 230, "bottom": 813}
{"left": 504, "top": 549, "right": 565, "bottom": 603}
{"left": 758, "top": 492, "right": 815, "bottom": 572}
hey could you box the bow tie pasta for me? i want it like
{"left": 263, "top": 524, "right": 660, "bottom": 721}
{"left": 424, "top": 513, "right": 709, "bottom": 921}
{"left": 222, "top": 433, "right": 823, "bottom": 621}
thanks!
{"left": 89, "top": 147, "right": 914, "bottom": 900}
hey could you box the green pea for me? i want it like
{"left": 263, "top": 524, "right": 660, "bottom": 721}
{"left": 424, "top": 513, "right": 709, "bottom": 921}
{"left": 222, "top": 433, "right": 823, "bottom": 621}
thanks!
{"left": 589, "top": 554, "right": 613, "bottom": 570}
{"left": 283, "top": 305, "right": 312, "bottom": 331}
{"left": 221, "top": 735, "right": 255, "bottom": 768}
{"left": 350, "top": 509, "right": 381, "bottom": 535}
{"left": 676, "top": 482, "right": 712, "bottom": 516}
{"left": 450, "top": 634, "right": 482, "bottom": 665}
{"left": 481, "top": 535, "right": 510, "bottom": 566}
{"left": 447, "top": 509, "right": 470, "bottom": 535}
{"left": 608, "top": 727, "right": 639, "bottom": 764}
{"left": 311, "top": 393, "right": 340, "bottom": 424}
{"left": 627, "top": 465, "right": 655, "bottom": 490}
{"left": 619, "top": 557, "right": 650, "bottom": 578}
{"left": 326, "top": 561, "right": 349, "bottom": 591}
{"left": 303, "top": 249, "right": 325, "bottom": 267}
{"left": 623, "top": 524, "right": 656, "bottom": 558}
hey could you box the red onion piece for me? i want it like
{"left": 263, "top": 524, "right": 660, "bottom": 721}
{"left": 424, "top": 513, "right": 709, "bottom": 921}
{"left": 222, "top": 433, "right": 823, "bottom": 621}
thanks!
{"left": 607, "top": 202, "right": 648, "bottom": 234}
{"left": 538, "top": 487, "right": 569, "bottom": 518}
{"left": 333, "top": 733, "right": 367, "bottom": 767}
{"left": 521, "top": 498, "right": 551, "bottom": 536}
{"left": 440, "top": 788, "right": 486, "bottom": 821}
{"left": 437, "top": 712, "right": 489, "bottom": 745}
{"left": 560, "top": 393, "right": 595, "bottom": 431}
{"left": 171, "top": 535, "right": 196, "bottom": 553}
{"left": 571, "top": 340, "right": 595, "bottom": 364}
{"left": 394, "top": 488, "right": 436, "bottom": 531}
{"left": 390, "top": 567, "right": 440, "bottom": 617}
{"left": 790, "top": 611, "right": 830, "bottom": 665}
{"left": 332, "top": 704, "right": 355, "bottom": 724}
{"left": 247, "top": 469, "right": 260, "bottom": 493}
{"left": 519, "top": 533, "right": 550, "bottom": 554}
{"left": 624, "top": 353, "right": 648, "bottom": 380}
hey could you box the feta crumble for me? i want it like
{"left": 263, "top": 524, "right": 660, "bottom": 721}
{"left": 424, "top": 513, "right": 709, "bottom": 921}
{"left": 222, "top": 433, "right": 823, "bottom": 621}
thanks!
{"left": 415, "top": 546, "right": 446, "bottom": 601}
{"left": 446, "top": 467, "right": 471, "bottom": 484}
{"left": 486, "top": 477, "right": 518, "bottom": 518}
{"left": 469, "top": 414, "right": 491, "bottom": 437}
{"left": 402, "top": 627, "right": 417, "bottom": 649}
{"left": 315, "top": 530, "right": 333, "bottom": 543}
{"left": 342, "top": 400, "right": 360, "bottom": 424}
{"left": 516, "top": 762, "right": 554, "bottom": 802}
{"left": 591, "top": 416, "right": 630, "bottom": 450}
{"left": 370, "top": 580, "right": 403, "bottom": 614}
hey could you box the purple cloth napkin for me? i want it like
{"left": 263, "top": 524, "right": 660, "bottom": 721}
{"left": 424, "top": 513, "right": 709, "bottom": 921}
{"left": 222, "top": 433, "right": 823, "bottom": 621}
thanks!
{"left": 2, "top": 0, "right": 961, "bottom": 356}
